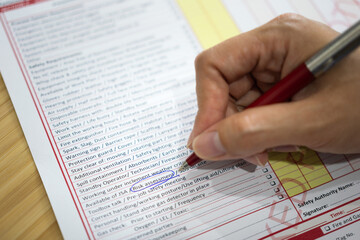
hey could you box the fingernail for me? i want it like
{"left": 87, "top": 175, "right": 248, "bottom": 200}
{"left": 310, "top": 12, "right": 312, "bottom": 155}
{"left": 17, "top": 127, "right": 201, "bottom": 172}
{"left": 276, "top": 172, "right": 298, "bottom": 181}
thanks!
{"left": 192, "top": 132, "right": 226, "bottom": 159}
{"left": 271, "top": 145, "right": 300, "bottom": 152}
{"left": 186, "top": 131, "right": 195, "bottom": 150}
{"left": 243, "top": 153, "right": 268, "bottom": 166}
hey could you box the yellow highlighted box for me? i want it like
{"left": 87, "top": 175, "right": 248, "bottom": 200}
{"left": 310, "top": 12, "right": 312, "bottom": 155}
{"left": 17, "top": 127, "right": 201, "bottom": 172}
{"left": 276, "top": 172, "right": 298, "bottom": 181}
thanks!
{"left": 291, "top": 149, "right": 332, "bottom": 188}
{"left": 269, "top": 152, "right": 311, "bottom": 197}
{"left": 177, "top": 0, "right": 240, "bottom": 49}
{"left": 269, "top": 149, "right": 332, "bottom": 197}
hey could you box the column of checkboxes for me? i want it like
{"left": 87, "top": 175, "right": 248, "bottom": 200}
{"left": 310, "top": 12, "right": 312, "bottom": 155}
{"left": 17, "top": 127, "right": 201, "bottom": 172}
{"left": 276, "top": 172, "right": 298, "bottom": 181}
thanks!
{"left": 263, "top": 168, "right": 284, "bottom": 200}
{"left": 263, "top": 168, "right": 273, "bottom": 181}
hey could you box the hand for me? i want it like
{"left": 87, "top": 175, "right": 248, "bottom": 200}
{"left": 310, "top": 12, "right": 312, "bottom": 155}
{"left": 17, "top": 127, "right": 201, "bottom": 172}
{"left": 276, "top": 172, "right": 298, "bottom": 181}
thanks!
{"left": 187, "top": 14, "right": 360, "bottom": 166}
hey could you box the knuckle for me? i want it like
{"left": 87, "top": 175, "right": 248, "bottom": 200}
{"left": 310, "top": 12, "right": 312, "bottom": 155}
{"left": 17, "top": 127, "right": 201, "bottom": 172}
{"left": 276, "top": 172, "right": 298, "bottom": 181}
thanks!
{"left": 269, "top": 13, "right": 335, "bottom": 37}
{"left": 266, "top": 13, "right": 307, "bottom": 34}
{"left": 195, "top": 47, "right": 218, "bottom": 69}
{"left": 194, "top": 50, "right": 209, "bottom": 68}
{"left": 272, "top": 13, "right": 304, "bottom": 25}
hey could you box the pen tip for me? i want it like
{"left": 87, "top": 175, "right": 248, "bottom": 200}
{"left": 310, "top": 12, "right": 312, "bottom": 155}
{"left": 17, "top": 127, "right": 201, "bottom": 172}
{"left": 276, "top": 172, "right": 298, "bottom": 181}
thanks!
{"left": 178, "top": 161, "right": 190, "bottom": 172}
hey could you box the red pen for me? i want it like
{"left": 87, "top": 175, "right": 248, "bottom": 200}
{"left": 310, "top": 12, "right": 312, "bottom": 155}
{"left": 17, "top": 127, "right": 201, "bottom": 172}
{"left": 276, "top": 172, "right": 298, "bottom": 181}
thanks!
{"left": 179, "top": 19, "right": 360, "bottom": 172}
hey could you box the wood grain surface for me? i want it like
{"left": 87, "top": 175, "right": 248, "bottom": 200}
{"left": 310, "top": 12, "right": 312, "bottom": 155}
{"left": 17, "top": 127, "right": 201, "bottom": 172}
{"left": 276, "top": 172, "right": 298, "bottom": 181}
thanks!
{"left": 0, "top": 74, "right": 62, "bottom": 239}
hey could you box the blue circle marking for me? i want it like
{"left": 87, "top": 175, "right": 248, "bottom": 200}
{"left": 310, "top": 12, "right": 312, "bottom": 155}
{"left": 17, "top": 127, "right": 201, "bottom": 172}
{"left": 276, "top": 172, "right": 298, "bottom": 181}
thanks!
{"left": 130, "top": 170, "right": 179, "bottom": 193}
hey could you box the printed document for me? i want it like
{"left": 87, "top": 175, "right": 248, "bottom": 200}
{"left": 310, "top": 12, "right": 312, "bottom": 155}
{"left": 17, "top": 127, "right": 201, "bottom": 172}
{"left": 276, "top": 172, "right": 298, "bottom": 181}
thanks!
{"left": 0, "top": 0, "right": 360, "bottom": 239}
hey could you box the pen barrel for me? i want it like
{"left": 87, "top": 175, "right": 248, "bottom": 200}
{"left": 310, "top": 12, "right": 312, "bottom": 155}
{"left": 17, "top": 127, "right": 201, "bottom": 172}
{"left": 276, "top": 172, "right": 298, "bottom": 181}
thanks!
{"left": 187, "top": 152, "right": 203, "bottom": 166}
{"left": 247, "top": 63, "right": 314, "bottom": 108}
{"left": 306, "top": 19, "right": 360, "bottom": 77}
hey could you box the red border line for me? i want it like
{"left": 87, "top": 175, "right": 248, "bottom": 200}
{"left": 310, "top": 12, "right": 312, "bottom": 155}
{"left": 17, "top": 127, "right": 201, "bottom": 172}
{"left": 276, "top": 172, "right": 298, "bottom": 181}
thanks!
{"left": 0, "top": 0, "right": 47, "bottom": 13}
{"left": 1, "top": 11, "right": 93, "bottom": 240}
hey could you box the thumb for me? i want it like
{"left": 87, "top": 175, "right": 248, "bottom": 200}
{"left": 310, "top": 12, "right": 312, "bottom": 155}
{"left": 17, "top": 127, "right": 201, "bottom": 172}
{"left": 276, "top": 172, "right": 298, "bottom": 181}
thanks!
{"left": 192, "top": 100, "right": 322, "bottom": 165}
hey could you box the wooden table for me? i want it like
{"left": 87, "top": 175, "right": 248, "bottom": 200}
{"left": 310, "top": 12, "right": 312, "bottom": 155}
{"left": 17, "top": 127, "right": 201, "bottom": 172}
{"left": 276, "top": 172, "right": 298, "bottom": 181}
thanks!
{"left": 0, "top": 74, "right": 62, "bottom": 239}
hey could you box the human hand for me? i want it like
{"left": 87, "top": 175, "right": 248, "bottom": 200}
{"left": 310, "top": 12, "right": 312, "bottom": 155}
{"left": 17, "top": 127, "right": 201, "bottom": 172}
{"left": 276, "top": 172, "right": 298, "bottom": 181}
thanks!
{"left": 187, "top": 14, "right": 360, "bottom": 166}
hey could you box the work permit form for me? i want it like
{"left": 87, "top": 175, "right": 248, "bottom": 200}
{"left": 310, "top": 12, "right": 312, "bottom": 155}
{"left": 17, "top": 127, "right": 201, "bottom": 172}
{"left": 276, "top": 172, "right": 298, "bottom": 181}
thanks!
{"left": 0, "top": 0, "right": 360, "bottom": 239}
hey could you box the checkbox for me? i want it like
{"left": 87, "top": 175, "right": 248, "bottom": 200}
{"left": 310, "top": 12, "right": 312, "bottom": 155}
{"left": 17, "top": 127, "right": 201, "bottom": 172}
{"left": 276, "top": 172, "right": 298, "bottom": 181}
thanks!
{"left": 324, "top": 226, "right": 330, "bottom": 231}
{"left": 274, "top": 188, "right": 280, "bottom": 193}
{"left": 278, "top": 195, "right": 284, "bottom": 199}
{"left": 270, "top": 181, "right": 276, "bottom": 186}
{"left": 262, "top": 168, "right": 268, "bottom": 173}
{"left": 266, "top": 174, "right": 272, "bottom": 179}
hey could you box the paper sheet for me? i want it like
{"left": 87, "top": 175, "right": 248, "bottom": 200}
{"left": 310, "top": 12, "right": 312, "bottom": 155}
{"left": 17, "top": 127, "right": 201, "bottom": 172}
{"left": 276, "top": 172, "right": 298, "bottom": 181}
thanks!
{"left": 0, "top": 0, "right": 360, "bottom": 239}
